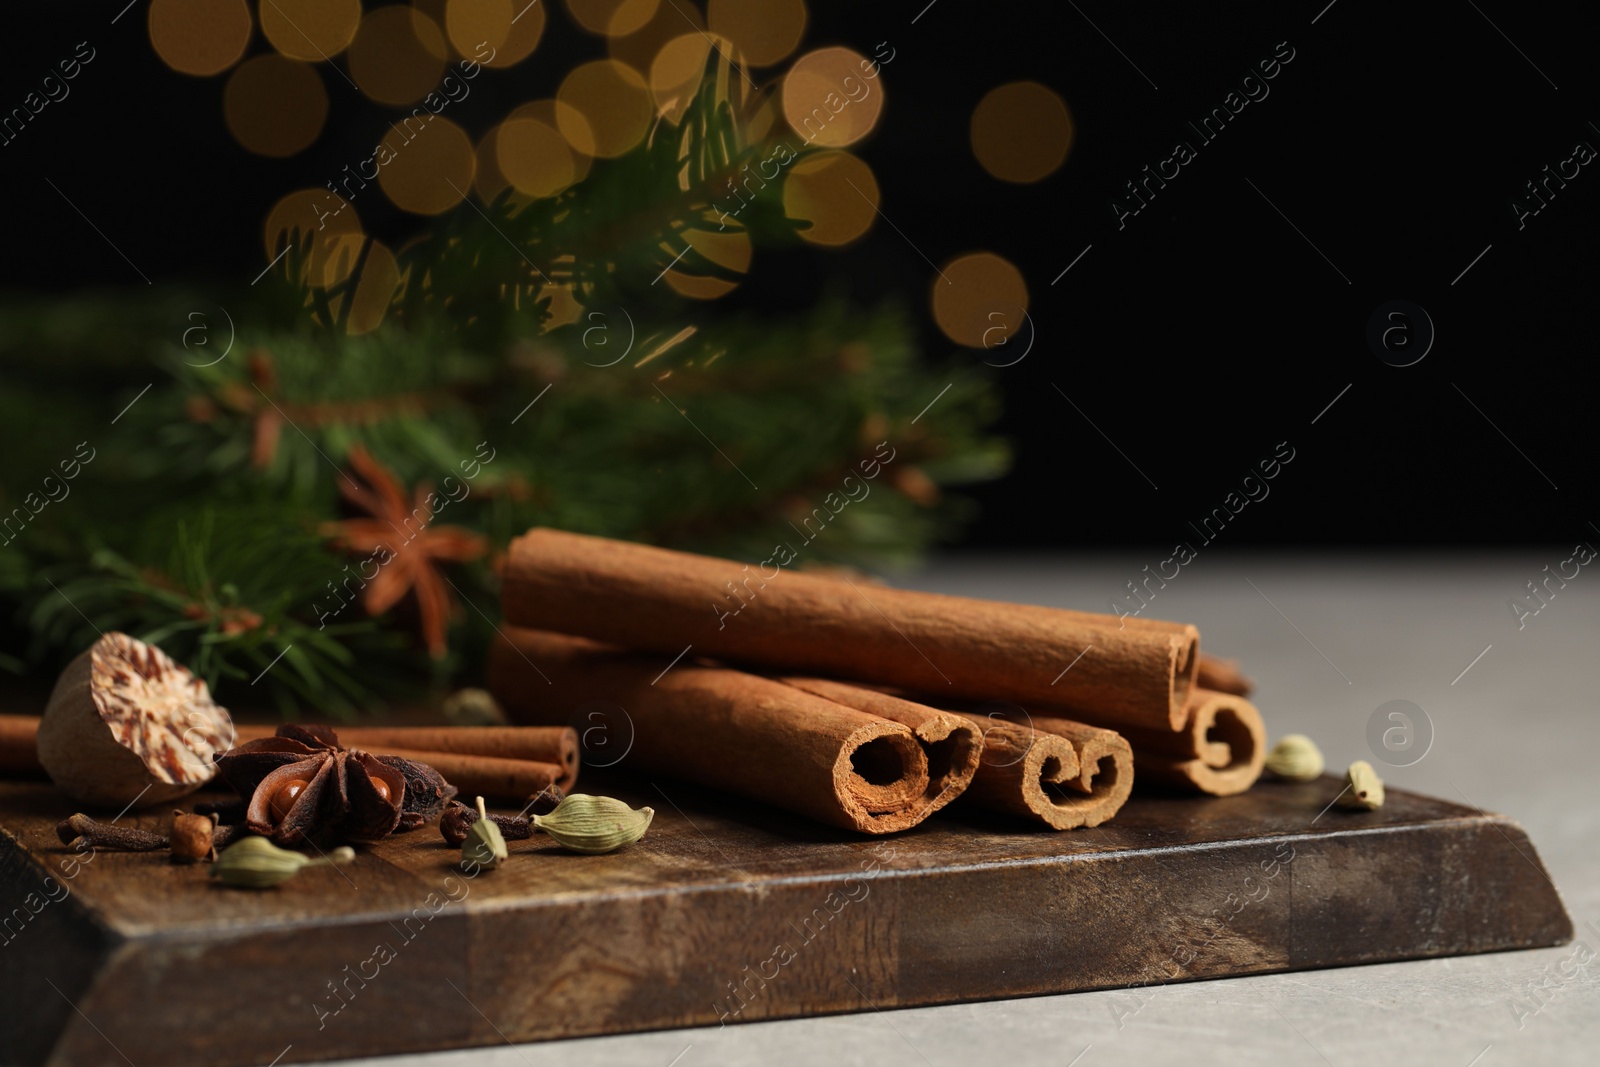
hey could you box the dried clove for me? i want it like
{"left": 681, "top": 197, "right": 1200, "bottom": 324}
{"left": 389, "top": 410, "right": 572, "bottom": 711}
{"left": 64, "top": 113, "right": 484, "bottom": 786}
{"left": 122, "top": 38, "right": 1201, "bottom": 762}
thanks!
{"left": 56, "top": 811, "right": 242, "bottom": 859}
{"left": 56, "top": 813, "right": 165, "bottom": 851}
{"left": 439, "top": 799, "right": 534, "bottom": 847}
{"left": 525, "top": 783, "right": 566, "bottom": 816}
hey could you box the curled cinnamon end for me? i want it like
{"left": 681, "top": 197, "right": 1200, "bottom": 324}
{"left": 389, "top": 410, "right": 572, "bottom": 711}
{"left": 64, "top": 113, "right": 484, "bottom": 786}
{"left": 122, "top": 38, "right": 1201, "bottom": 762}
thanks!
{"left": 1029, "top": 715, "right": 1135, "bottom": 828}
{"left": 950, "top": 714, "right": 1084, "bottom": 829}
{"left": 783, "top": 678, "right": 981, "bottom": 818}
{"left": 1131, "top": 688, "right": 1266, "bottom": 796}
{"left": 833, "top": 724, "right": 931, "bottom": 832}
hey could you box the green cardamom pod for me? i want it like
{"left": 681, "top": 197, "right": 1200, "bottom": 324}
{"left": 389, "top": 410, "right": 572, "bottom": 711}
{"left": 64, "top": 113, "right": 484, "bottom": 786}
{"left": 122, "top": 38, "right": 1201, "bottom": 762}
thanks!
{"left": 532, "top": 794, "right": 653, "bottom": 854}
{"left": 1335, "top": 760, "right": 1385, "bottom": 810}
{"left": 209, "top": 836, "right": 356, "bottom": 889}
{"left": 1264, "top": 734, "right": 1324, "bottom": 781}
{"left": 462, "top": 796, "right": 508, "bottom": 871}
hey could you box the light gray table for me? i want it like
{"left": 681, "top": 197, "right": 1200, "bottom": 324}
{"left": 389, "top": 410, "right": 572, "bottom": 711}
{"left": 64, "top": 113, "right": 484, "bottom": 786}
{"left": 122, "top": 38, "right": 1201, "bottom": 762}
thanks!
{"left": 351, "top": 552, "right": 1600, "bottom": 1067}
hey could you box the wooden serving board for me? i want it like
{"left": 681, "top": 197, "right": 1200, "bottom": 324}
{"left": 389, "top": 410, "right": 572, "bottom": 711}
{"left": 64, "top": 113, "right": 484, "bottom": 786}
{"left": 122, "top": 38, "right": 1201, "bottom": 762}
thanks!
{"left": 0, "top": 772, "right": 1571, "bottom": 1067}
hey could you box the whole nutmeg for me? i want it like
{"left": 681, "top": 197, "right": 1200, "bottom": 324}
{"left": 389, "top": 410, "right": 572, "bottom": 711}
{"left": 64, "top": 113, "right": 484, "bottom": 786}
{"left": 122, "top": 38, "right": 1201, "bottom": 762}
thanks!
{"left": 36, "top": 633, "right": 234, "bottom": 810}
{"left": 170, "top": 810, "right": 219, "bottom": 864}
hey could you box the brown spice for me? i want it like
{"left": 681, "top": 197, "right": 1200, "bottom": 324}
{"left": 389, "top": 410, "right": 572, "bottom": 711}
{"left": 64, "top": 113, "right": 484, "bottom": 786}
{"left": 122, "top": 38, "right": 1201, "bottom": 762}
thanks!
{"left": 1196, "top": 655, "right": 1254, "bottom": 697}
{"left": 500, "top": 528, "right": 1200, "bottom": 731}
{"left": 215, "top": 725, "right": 455, "bottom": 847}
{"left": 55, "top": 811, "right": 242, "bottom": 859}
{"left": 490, "top": 628, "right": 941, "bottom": 834}
{"left": 169, "top": 811, "right": 220, "bottom": 864}
{"left": 55, "top": 813, "right": 166, "bottom": 851}
{"left": 525, "top": 783, "right": 566, "bottom": 815}
{"left": 229, "top": 723, "right": 581, "bottom": 794}
{"left": 438, "top": 801, "right": 534, "bottom": 847}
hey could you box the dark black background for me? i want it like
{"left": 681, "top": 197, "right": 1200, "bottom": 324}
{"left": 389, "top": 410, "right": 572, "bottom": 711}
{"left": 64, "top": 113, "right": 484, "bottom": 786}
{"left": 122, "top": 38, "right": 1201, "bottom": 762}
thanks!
{"left": 2, "top": 2, "right": 1595, "bottom": 548}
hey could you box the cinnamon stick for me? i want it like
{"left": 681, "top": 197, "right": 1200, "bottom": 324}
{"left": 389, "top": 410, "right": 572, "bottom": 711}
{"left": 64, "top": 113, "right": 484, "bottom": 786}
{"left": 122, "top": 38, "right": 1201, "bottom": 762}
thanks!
{"left": 1101, "top": 688, "right": 1266, "bottom": 796}
{"left": 231, "top": 724, "right": 578, "bottom": 792}
{"left": 779, "top": 677, "right": 980, "bottom": 818}
{"left": 1197, "top": 655, "right": 1254, "bottom": 697}
{"left": 488, "top": 628, "right": 948, "bottom": 834}
{"left": 365, "top": 747, "right": 567, "bottom": 803}
{"left": 501, "top": 528, "right": 1201, "bottom": 731}
{"left": 952, "top": 712, "right": 1133, "bottom": 829}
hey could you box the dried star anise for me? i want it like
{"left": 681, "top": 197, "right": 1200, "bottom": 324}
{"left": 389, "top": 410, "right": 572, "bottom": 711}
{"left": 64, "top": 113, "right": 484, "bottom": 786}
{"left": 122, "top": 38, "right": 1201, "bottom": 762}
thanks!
{"left": 215, "top": 725, "right": 456, "bottom": 846}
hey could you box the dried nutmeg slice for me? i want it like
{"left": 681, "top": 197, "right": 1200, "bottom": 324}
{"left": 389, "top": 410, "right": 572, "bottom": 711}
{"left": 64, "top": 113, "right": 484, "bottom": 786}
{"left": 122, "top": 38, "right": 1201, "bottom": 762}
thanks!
{"left": 36, "top": 633, "right": 234, "bottom": 810}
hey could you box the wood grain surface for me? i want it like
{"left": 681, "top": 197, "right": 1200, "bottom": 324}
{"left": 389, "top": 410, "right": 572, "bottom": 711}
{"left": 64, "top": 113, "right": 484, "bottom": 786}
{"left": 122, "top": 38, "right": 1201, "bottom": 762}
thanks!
{"left": 0, "top": 773, "right": 1572, "bottom": 1067}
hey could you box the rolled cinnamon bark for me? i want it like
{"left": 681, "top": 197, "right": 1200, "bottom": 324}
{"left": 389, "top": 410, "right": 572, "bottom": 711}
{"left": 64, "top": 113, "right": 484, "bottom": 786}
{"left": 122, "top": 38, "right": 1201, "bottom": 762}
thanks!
{"left": 488, "top": 628, "right": 944, "bottom": 834}
{"left": 1197, "top": 655, "right": 1254, "bottom": 697}
{"left": 1099, "top": 688, "right": 1266, "bottom": 796}
{"left": 780, "top": 677, "right": 980, "bottom": 818}
{"left": 231, "top": 725, "right": 578, "bottom": 792}
{"left": 952, "top": 712, "right": 1133, "bottom": 829}
{"left": 501, "top": 529, "right": 1200, "bottom": 731}
{"left": 954, "top": 717, "right": 1080, "bottom": 827}
{"left": 361, "top": 746, "right": 567, "bottom": 804}
{"left": 1031, "top": 713, "right": 1135, "bottom": 824}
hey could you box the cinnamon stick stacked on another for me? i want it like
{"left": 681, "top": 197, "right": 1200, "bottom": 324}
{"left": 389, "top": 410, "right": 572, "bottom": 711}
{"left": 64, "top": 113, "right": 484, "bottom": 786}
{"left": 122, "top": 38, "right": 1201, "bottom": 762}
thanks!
{"left": 500, "top": 529, "right": 1199, "bottom": 732}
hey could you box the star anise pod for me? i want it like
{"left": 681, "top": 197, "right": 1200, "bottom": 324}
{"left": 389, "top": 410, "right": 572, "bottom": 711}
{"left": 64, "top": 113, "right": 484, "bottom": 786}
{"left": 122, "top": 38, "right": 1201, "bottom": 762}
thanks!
{"left": 215, "top": 725, "right": 457, "bottom": 847}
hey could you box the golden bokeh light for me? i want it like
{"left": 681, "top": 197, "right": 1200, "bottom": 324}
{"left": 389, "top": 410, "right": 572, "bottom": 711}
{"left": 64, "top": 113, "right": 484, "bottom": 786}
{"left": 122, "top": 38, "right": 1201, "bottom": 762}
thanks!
{"left": 263, "top": 189, "right": 362, "bottom": 287}
{"left": 348, "top": 6, "right": 448, "bottom": 106}
{"left": 608, "top": 0, "right": 702, "bottom": 73}
{"left": 707, "top": 0, "right": 805, "bottom": 67}
{"left": 648, "top": 33, "right": 715, "bottom": 119}
{"left": 149, "top": 0, "right": 253, "bottom": 77}
{"left": 474, "top": 125, "right": 513, "bottom": 202}
{"left": 497, "top": 118, "right": 579, "bottom": 199}
{"left": 259, "top": 0, "right": 361, "bottom": 61}
{"left": 312, "top": 232, "right": 370, "bottom": 290}
{"left": 224, "top": 55, "right": 328, "bottom": 158}
{"left": 971, "top": 81, "right": 1074, "bottom": 184}
{"left": 510, "top": 100, "right": 593, "bottom": 182}
{"left": 931, "top": 252, "right": 1030, "bottom": 349}
{"left": 445, "top": 0, "right": 545, "bottom": 66}
{"left": 566, "top": 0, "right": 659, "bottom": 37}
{"left": 345, "top": 240, "right": 401, "bottom": 334}
{"left": 782, "top": 47, "right": 883, "bottom": 148}
{"left": 663, "top": 225, "right": 750, "bottom": 300}
{"left": 556, "top": 60, "right": 652, "bottom": 158}
{"left": 782, "top": 150, "right": 877, "bottom": 247}
{"left": 377, "top": 116, "right": 476, "bottom": 214}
